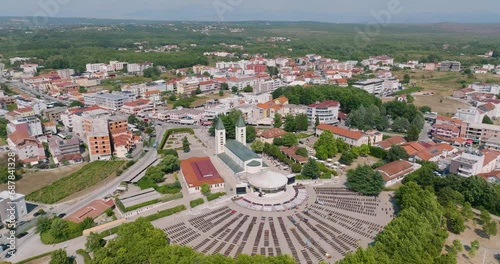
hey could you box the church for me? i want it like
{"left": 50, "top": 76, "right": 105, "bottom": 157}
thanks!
{"left": 215, "top": 115, "right": 292, "bottom": 194}
{"left": 215, "top": 115, "right": 268, "bottom": 175}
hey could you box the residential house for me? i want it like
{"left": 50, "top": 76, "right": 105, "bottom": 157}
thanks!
{"left": 257, "top": 128, "right": 287, "bottom": 144}
{"left": 48, "top": 137, "right": 82, "bottom": 164}
{"left": 450, "top": 149, "right": 500, "bottom": 177}
{"left": 43, "top": 121, "right": 57, "bottom": 135}
{"left": 376, "top": 160, "right": 421, "bottom": 187}
{"left": 315, "top": 124, "right": 382, "bottom": 147}
{"left": 376, "top": 136, "right": 407, "bottom": 150}
{"left": 43, "top": 107, "right": 66, "bottom": 121}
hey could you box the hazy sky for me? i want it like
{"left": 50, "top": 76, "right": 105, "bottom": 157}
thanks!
{"left": 1, "top": 0, "right": 499, "bottom": 23}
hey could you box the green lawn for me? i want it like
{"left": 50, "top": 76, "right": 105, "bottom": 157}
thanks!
{"left": 26, "top": 161, "right": 126, "bottom": 204}
{"left": 0, "top": 138, "right": 6, "bottom": 146}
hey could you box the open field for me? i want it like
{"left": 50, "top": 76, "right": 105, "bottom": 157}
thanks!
{"left": 26, "top": 161, "right": 126, "bottom": 204}
{"left": 393, "top": 70, "right": 500, "bottom": 97}
{"left": 444, "top": 218, "right": 500, "bottom": 264}
{"left": 0, "top": 163, "right": 85, "bottom": 195}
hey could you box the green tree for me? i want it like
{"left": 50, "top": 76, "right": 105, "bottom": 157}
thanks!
{"left": 386, "top": 145, "right": 409, "bottom": 162}
{"left": 195, "top": 87, "right": 202, "bottom": 94}
{"left": 69, "top": 100, "right": 84, "bottom": 107}
{"left": 470, "top": 240, "right": 480, "bottom": 251}
{"left": 273, "top": 113, "right": 282, "bottom": 128}
{"left": 78, "top": 86, "right": 87, "bottom": 93}
{"left": 480, "top": 208, "right": 492, "bottom": 224}
{"left": 143, "top": 67, "right": 161, "bottom": 78}
{"left": 169, "top": 94, "right": 177, "bottom": 102}
{"left": 295, "top": 113, "right": 309, "bottom": 131}
{"left": 412, "top": 115, "right": 425, "bottom": 130}
{"left": 246, "top": 125, "right": 256, "bottom": 143}
{"left": 158, "top": 155, "right": 180, "bottom": 174}
{"left": 483, "top": 220, "right": 497, "bottom": 239}
{"left": 339, "top": 151, "right": 355, "bottom": 166}
{"left": 482, "top": 115, "right": 494, "bottom": 124}
{"left": 220, "top": 83, "right": 229, "bottom": 90}
{"left": 182, "top": 136, "right": 190, "bottom": 152}
{"left": 314, "top": 130, "right": 337, "bottom": 159}
{"left": 86, "top": 232, "right": 105, "bottom": 252}
{"left": 452, "top": 239, "right": 463, "bottom": 252}
{"left": 315, "top": 116, "right": 320, "bottom": 127}
{"left": 445, "top": 206, "right": 465, "bottom": 234}
{"left": 50, "top": 218, "right": 69, "bottom": 239}
{"left": 231, "top": 86, "right": 238, "bottom": 93}
{"left": 200, "top": 183, "right": 211, "bottom": 195}
{"left": 242, "top": 85, "right": 253, "bottom": 92}
{"left": 346, "top": 165, "right": 385, "bottom": 195}
{"left": 461, "top": 202, "right": 474, "bottom": 220}
{"left": 392, "top": 117, "right": 410, "bottom": 133}
{"left": 35, "top": 216, "right": 53, "bottom": 234}
{"left": 251, "top": 140, "right": 264, "bottom": 153}
{"left": 283, "top": 115, "right": 296, "bottom": 132}
{"left": 291, "top": 163, "right": 302, "bottom": 173}
{"left": 302, "top": 158, "right": 321, "bottom": 179}
{"left": 419, "top": 105, "right": 432, "bottom": 113}
{"left": 128, "top": 115, "right": 139, "bottom": 125}
{"left": 282, "top": 133, "right": 298, "bottom": 147}
{"left": 437, "top": 187, "right": 464, "bottom": 206}
{"left": 295, "top": 147, "right": 308, "bottom": 157}
{"left": 208, "top": 109, "right": 243, "bottom": 139}
{"left": 402, "top": 74, "right": 411, "bottom": 84}
{"left": 218, "top": 90, "right": 224, "bottom": 96}
{"left": 50, "top": 249, "right": 69, "bottom": 264}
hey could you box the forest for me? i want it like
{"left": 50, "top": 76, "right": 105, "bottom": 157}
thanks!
{"left": 1, "top": 20, "right": 499, "bottom": 73}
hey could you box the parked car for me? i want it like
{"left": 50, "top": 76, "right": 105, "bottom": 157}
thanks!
{"left": 15, "top": 232, "right": 28, "bottom": 239}
{"left": 57, "top": 213, "right": 66, "bottom": 218}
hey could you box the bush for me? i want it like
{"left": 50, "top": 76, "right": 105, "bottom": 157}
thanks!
{"left": 144, "top": 205, "right": 186, "bottom": 222}
{"left": 369, "top": 146, "right": 387, "bottom": 159}
{"left": 190, "top": 198, "right": 205, "bottom": 208}
{"left": 16, "top": 251, "right": 56, "bottom": 264}
{"left": 116, "top": 198, "right": 161, "bottom": 213}
{"left": 207, "top": 192, "right": 226, "bottom": 201}
{"left": 39, "top": 218, "right": 86, "bottom": 245}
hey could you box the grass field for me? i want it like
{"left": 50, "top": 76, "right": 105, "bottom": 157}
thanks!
{"left": 0, "top": 163, "right": 85, "bottom": 195}
{"left": 26, "top": 161, "right": 126, "bottom": 204}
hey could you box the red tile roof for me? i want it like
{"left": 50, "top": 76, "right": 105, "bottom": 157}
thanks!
{"left": 376, "top": 160, "right": 415, "bottom": 182}
{"left": 258, "top": 128, "right": 287, "bottom": 139}
{"left": 65, "top": 199, "right": 114, "bottom": 223}
{"left": 401, "top": 142, "right": 427, "bottom": 156}
{"left": 123, "top": 99, "right": 151, "bottom": 107}
{"left": 316, "top": 124, "right": 364, "bottom": 140}
{"left": 308, "top": 100, "right": 340, "bottom": 108}
{"left": 180, "top": 157, "right": 224, "bottom": 188}
{"left": 377, "top": 136, "right": 406, "bottom": 149}
{"left": 280, "top": 146, "right": 308, "bottom": 164}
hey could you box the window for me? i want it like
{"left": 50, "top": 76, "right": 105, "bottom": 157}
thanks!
{"left": 94, "top": 137, "right": 97, "bottom": 139}
{"left": 96, "top": 150, "right": 99, "bottom": 153}
{"left": 95, "top": 146, "right": 98, "bottom": 149}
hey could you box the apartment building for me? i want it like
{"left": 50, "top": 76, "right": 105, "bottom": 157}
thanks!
{"left": 0, "top": 192, "right": 27, "bottom": 222}
{"left": 48, "top": 137, "right": 81, "bottom": 164}
{"left": 431, "top": 116, "right": 467, "bottom": 143}
{"left": 353, "top": 79, "right": 384, "bottom": 95}
{"left": 307, "top": 100, "right": 340, "bottom": 125}
{"left": 255, "top": 79, "right": 284, "bottom": 94}
{"left": 465, "top": 122, "right": 500, "bottom": 150}
{"left": 7, "top": 117, "right": 43, "bottom": 137}
{"left": 56, "top": 69, "right": 75, "bottom": 78}
{"left": 176, "top": 80, "right": 199, "bottom": 96}
{"left": 227, "top": 76, "right": 257, "bottom": 90}
{"left": 450, "top": 149, "right": 500, "bottom": 177}
{"left": 456, "top": 107, "right": 484, "bottom": 123}
{"left": 84, "top": 93, "right": 132, "bottom": 110}
{"left": 87, "top": 131, "right": 112, "bottom": 161}
{"left": 469, "top": 83, "right": 500, "bottom": 94}
{"left": 127, "top": 62, "right": 153, "bottom": 74}
{"left": 43, "top": 107, "right": 66, "bottom": 121}
{"left": 121, "top": 99, "right": 153, "bottom": 115}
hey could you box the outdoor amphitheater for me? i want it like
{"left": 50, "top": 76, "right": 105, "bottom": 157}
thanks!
{"left": 154, "top": 185, "right": 395, "bottom": 264}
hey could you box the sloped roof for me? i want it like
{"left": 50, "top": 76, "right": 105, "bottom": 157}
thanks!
{"left": 180, "top": 157, "right": 224, "bottom": 187}
{"left": 377, "top": 136, "right": 407, "bottom": 149}
{"left": 316, "top": 124, "right": 364, "bottom": 140}
{"left": 236, "top": 115, "right": 246, "bottom": 128}
{"left": 225, "top": 139, "right": 260, "bottom": 161}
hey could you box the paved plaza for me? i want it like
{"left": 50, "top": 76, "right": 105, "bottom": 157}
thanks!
{"left": 153, "top": 185, "right": 395, "bottom": 264}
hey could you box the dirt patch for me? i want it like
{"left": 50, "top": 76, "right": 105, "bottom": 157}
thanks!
{"left": 0, "top": 164, "right": 85, "bottom": 195}
{"left": 444, "top": 218, "right": 500, "bottom": 264}
{"left": 412, "top": 95, "right": 470, "bottom": 115}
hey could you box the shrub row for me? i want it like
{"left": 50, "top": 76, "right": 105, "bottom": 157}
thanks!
{"left": 207, "top": 192, "right": 226, "bottom": 201}
{"left": 144, "top": 205, "right": 187, "bottom": 222}
{"left": 190, "top": 198, "right": 205, "bottom": 208}
{"left": 158, "top": 128, "right": 194, "bottom": 152}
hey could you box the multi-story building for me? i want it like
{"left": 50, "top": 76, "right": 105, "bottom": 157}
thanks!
{"left": 176, "top": 80, "right": 199, "bottom": 96}
{"left": 449, "top": 149, "right": 500, "bottom": 177}
{"left": 87, "top": 131, "right": 112, "bottom": 161}
{"left": 470, "top": 83, "right": 500, "bottom": 94}
{"left": 56, "top": 69, "right": 75, "bottom": 78}
{"left": 127, "top": 62, "right": 153, "bottom": 74}
{"left": 254, "top": 79, "right": 284, "bottom": 94}
{"left": 43, "top": 107, "right": 66, "bottom": 121}
{"left": 121, "top": 99, "right": 153, "bottom": 115}
{"left": 431, "top": 116, "right": 467, "bottom": 143}
{"left": 440, "top": 61, "right": 461, "bottom": 71}
{"left": 465, "top": 122, "right": 500, "bottom": 149}
{"left": 456, "top": 107, "right": 484, "bottom": 123}
{"left": 307, "top": 100, "right": 340, "bottom": 125}
{"left": 48, "top": 137, "right": 81, "bottom": 164}
{"left": 84, "top": 93, "right": 132, "bottom": 110}
{"left": 198, "top": 80, "right": 220, "bottom": 93}
{"left": 8, "top": 117, "right": 43, "bottom": 137}
{"left": 16, "top": 138, "right": 46, "bottom": 165}
{"left": 85, "top": 63, "right": 108, "bottom": 73}
{"left": 0, "top": 191, "right": 27, "bottom": 222}
{"left": 353, "top": 79, "right": 384, "bottom": 96}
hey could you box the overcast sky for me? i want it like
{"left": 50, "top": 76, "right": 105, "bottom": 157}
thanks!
{"left": 1, "top": 0, "right": 499, "bottom": 23}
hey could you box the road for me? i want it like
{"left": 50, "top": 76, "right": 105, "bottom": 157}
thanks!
{"left": 3, "top": 79, "right": 68, "bottom": 106}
